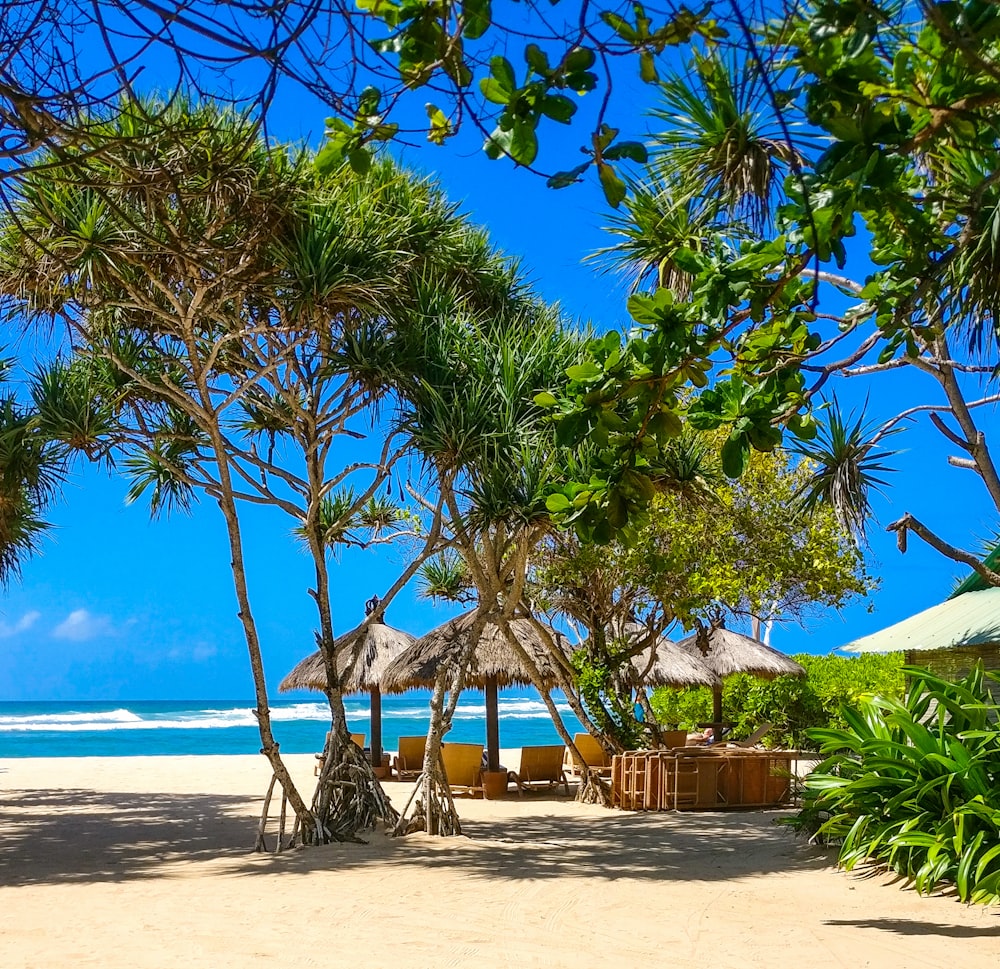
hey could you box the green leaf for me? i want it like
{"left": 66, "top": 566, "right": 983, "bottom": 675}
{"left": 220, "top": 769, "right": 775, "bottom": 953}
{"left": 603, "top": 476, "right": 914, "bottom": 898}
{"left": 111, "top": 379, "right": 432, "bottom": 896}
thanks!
{"left": 721, "top": 433, "right": 750, "bottom": 478}
{"left": 545, "top": 492, "right": 571, "bottom": 513}
{"left": 600, "top": 11, "right": 638, "bottom": 42}
{"left": 525, "top": 43, "right": 550, "bottom": 76}
{"left": 564, "top": 46, "right": 596, "bottom": 72}
{"left": 480, "top": 79, "right": 512, "bottom": 105}
{"left": 671, "top": 247, "right": 707, "bottom": 274}
{"left": 565, "top": 361, "right": 603, "bottom": 382}
{"left": 509, "top": 121, "right": 538, "bottom": 166}
{"left": 547, "top": 161, "right": 590, "bottom": 189}
{"left": 533, "top": 391, "right": 558, "bottom": 407}
{"left": 603, "top": 141, "right": 648, "bottom": 163}
{"left": 347, "top": 148, "right": 372, "bottom": 175}
{"left": 489, "top": 56, "right": 516, "bottom": 93}
{"left": 541, "top": 95, "right": 576, "bottom": 123}
{"left": 461, "top": 0, "right": 492, "bottom": 40}
{"left": 425, "top": 103, "right": 453, "bottom": 144}
{"left": 639, "top": 49, "right": 658, "bottom": 83}
{"left": 598, "top": 162, "right": 627, "bottom": 207}
{"left": 607, "top": 489, "right": 628, "bottom": 528}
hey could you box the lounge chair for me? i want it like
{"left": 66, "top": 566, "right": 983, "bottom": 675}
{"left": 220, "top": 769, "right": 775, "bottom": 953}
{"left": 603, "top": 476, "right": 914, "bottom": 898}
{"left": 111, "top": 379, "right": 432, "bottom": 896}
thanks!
{"left": 565, "top": 733, "right": 612, "bottom": 778}
{"left": 657, "top": 729, "right": 688, "bottom": 749}
{"left": 508, "top": 745, "right": 570, "bottom": 795}
{"left": 314, "top": 731, "right": 368, "bottom": 774}
{"left": 440, "top": 742, "right": 485, "bottom": 797}
{"left": 723, "top": 723, "right": 772, "bottom": 748}
{"left": 392, "top": 735, "right": 426, "bottom": 780}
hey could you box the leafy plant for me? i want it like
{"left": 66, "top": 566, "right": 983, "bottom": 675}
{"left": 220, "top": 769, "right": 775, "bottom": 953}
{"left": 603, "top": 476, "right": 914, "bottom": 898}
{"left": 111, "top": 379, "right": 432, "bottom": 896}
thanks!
{"left": 650, "top": 652, "right": 905, "bottom": 749}
{"left": 787, "top": 664, "right": 1000, "bottom": 905}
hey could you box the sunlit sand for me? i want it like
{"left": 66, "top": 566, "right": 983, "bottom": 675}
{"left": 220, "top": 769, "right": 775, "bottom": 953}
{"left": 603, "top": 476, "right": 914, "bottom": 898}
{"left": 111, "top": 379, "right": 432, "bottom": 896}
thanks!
{"left": 1, "top": 753, "right": 997, "bottom": 968}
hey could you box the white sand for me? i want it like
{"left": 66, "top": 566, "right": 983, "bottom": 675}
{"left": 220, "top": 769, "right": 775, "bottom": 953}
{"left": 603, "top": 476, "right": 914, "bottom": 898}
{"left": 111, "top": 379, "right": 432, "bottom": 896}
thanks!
{"left": 1, "top": 752, "right": 997, "bottom": 969}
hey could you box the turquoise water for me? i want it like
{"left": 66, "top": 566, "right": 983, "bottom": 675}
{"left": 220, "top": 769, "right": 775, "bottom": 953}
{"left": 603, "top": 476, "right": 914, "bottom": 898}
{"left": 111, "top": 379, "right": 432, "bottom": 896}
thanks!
{"left": 0, "top": 688, "right": 582, "bottom": 757}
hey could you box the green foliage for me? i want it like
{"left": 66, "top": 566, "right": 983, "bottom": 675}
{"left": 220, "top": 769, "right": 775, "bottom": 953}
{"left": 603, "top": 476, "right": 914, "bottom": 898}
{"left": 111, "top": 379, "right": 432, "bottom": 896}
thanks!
{"left": 788, "top": 664, "right": 1000, "bottom": 905}
{"left": 327, "top": 3, "right": 724, "bottom": 204}
{"left": 536, "top": 439, "right": 872, "bottom": 637}
{"left": 650, "top": 652, "right": 905, "bottom": 749}
{"left": 541, "top": 6, "right": 1000, "bottom": 556}
{"left": 572, "top": 642, "right": 645, "bottom": 751}
{"left": 0, "top": 361, "right": 66, "bottom": 583}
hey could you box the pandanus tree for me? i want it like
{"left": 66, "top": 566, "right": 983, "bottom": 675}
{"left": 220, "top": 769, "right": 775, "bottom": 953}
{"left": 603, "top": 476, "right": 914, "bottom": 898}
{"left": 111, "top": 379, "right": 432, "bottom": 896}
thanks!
{"left": 385, "top": 304, "right": 635, "bottom": 825}
{"left": 0, "top": 98, "right": 518, "bottom": 845}
{"left": 0, "top": 360, "right": 66, "bottom": 584}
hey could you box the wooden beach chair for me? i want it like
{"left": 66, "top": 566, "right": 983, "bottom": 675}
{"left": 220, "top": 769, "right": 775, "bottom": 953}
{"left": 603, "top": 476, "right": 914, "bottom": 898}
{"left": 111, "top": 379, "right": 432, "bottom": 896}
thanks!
{"left": 565, "top": 733, "right": 613, "bottom": 778}
{"left": 440, "top": 742, "right": 484, "bottom": 797}
{"left": 723, "top": 723, "right": 772, "bottom": 748}
{"left": 315, "top": 731, "right": 369, "bottom": 774}
{"left": 392, "top": 735, "right": 425, "bottom": 780}
{"left": 508, "top": 745, "right": 569, "bottom": 796}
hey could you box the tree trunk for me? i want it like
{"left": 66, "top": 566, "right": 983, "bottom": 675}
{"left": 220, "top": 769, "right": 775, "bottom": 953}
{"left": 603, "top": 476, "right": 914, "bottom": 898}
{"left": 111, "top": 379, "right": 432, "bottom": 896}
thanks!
{"left": 208, "top": 435, "right": 314, "bottom": 845}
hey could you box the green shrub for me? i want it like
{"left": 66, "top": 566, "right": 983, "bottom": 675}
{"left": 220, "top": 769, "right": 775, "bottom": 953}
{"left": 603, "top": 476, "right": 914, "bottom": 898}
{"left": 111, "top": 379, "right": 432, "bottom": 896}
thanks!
{"left": 787, "top": 664, "right": 1000, "bottom": 905}
{"left": 649, "top": 652, "right": 905, "bottom": 749}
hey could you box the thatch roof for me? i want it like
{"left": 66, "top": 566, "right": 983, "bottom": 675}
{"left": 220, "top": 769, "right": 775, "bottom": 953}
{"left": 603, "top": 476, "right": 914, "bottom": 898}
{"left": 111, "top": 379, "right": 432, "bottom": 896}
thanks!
{"left": 677, "top": 626, "right": 805, "bottom": 680}
{"left": 627, "top": 636, "right": 720, "bottom": 688}
{"left": 382, "top": 611, "right": 574, "bottom": 691}
{"left": 278, "top": 621, "right": 416, "bottom": 694}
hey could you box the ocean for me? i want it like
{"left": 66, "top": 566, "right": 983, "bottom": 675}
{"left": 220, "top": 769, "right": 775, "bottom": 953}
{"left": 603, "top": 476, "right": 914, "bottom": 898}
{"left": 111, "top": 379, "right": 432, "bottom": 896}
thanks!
{"left": 0, "top": 688, "right": 582, "bottom": 758}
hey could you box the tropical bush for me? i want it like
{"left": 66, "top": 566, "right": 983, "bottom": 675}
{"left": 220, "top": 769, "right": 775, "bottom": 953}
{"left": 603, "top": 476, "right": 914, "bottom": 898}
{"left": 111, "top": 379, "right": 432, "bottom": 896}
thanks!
{"left": 787, "top": 664, "right": 1000, "bottom": 905}
{"left": 650, "top": 652, "right": 905, "bottom": 749}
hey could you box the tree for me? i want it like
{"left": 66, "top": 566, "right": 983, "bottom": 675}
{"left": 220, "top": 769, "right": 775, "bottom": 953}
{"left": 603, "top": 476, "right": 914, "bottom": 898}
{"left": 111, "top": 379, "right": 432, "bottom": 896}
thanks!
{"left": 0, "top": 98, "right": 521, "bottom": 845}
{"left": 0, "top": 358, "right": 65, "bottom": 583}
{"left": 545, "top": 7, "right": 1000, "bottom": 588}
{"left": 532, "top": 434, "right": 871, "bottom": 747}
{"left": 385, "top": 302, "right": 624, "bottom": 826}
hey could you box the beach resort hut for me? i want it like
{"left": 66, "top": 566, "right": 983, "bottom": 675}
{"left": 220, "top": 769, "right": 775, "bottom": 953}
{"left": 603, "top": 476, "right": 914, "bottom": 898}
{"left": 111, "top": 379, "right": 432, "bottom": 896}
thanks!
{"left": 840, "top": 584, "right": 1000, "bottom": 702}
{"left": 677, "top": 625, "right": 806, "bottom": 732}
{"left": 383, "top": 611, "right": 574, "bottom": 775}
{"left": 620, "top": 624, "right": 720, "bottom": 690}
{"left": 279, "top": 606, "right": 415, "bottom": 771}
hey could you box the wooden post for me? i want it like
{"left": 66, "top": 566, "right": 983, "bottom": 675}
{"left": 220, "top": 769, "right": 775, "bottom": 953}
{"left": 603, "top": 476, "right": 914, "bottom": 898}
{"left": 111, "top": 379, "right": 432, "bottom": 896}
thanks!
{"left": 370, "top": 687, "right": 382, "bottom": 768}
{"left": 712, "top": 683, "right": 723, "bottom": 725}
{"left": 485, "top": 676, "right": 500, "bottom": 772}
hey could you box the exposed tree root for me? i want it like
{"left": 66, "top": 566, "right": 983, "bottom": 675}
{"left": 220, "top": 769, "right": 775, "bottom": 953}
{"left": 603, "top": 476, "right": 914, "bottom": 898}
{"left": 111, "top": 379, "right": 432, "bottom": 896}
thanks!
{"left": 576, "top": 771, "right": 612, "bottom": 807}
{"left": 391, "top": 765, "right": 462, "bottom": 838}
{"left": 256, "top": 741, "right": 398, "bottom": 851}
{"left": 308, "top": 740, "right": 399, "bottom": 844}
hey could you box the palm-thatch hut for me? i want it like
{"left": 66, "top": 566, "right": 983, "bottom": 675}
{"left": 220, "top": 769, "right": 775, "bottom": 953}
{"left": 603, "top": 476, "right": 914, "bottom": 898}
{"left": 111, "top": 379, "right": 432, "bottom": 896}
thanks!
{"left": 677, "top": 625, "right": 806, "bottom": 728}
{"left": 279, "top": 616, "right": 415, "bottom": 769}
{"left": 620, "top": 623, "right": 720, "bottom": 689}
{"left": 382, "top": 610, "right": 574, "bottom": 773}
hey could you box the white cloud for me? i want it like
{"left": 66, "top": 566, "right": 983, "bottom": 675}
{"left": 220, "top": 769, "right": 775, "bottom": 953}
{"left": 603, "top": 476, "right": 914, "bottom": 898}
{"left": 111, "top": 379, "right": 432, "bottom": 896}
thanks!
{"left": 0, "top": 611, "right": 41, "bottom": 638}
{"left": 52, "top": 609, "right": 115, "bottom": 642}
{"left": 166, "top": 641, "right": 218, "bottom": 663}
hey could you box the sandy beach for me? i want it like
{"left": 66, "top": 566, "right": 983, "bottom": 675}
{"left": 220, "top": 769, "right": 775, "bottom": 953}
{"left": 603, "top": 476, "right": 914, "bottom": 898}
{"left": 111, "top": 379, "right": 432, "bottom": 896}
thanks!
{"left": 1, "top": 752, "right": 997, "bottom": 969}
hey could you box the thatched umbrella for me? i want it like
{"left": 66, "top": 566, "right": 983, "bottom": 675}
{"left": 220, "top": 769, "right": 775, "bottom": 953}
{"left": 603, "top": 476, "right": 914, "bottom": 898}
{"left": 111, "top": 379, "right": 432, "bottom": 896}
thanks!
{"left": 383, "top": 610, "right": 574, "bottom": 773}
{"left": 620, "top": 623, "right": 720, "bottom": 689}
{"left": 279, "top": 610, "right": 415, "bottom": 768}
{"left": 677, "top": 625, "right": 805, "bottom": 728}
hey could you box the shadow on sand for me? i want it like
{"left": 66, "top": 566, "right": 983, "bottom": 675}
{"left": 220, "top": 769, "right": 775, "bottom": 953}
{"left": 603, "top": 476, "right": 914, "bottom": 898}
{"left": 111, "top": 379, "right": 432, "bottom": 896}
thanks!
{"left": 824, "top": 919, "right": 1000, "bottom": 937}
{"left": 0, "top": 785, "right": 833, "bottom": 888}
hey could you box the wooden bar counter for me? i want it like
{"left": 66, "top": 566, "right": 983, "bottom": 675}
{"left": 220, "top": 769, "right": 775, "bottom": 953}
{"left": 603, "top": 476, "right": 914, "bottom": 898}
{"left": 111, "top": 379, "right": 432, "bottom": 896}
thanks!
{"left": 611, "top": 747, "right": 802, "bottom": 811}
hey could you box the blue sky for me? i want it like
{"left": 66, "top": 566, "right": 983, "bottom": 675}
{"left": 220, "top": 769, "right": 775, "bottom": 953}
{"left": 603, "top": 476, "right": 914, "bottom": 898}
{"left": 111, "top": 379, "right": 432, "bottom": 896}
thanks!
{"left": 0, "top": 26, "right": 997, "bottom": 701}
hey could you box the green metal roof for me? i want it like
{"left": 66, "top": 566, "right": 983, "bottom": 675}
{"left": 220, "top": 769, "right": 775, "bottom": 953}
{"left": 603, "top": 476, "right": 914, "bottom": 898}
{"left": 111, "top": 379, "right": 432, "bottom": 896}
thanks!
{"left": 841, "top": 587, "right": 1000, "bottom": 653}
{"left": 949, "top": 544, "right": 1000, "bottom": 599}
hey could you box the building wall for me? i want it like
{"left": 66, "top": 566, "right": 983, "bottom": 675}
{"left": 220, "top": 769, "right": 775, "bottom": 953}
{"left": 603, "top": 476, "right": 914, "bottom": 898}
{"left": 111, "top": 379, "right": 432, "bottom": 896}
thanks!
{"left": 905, "top": 644, "right": 1000, "bottom": 706}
